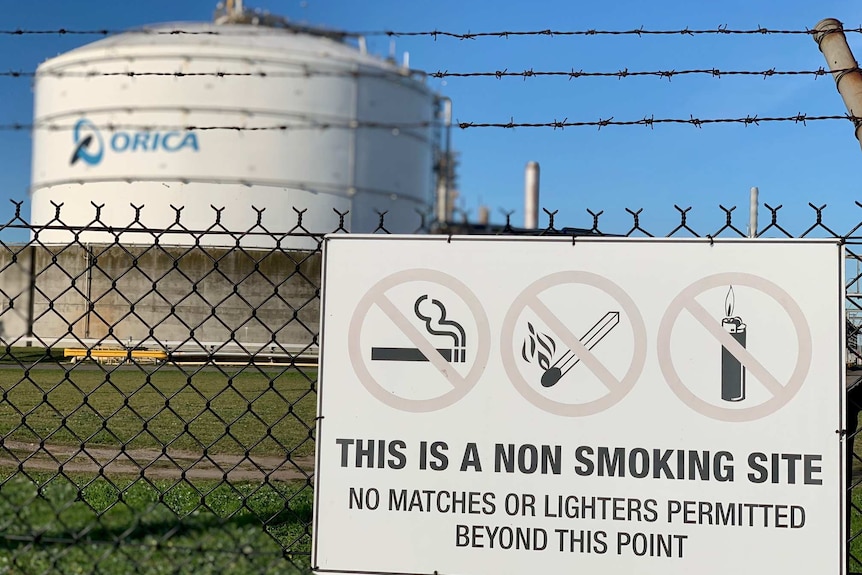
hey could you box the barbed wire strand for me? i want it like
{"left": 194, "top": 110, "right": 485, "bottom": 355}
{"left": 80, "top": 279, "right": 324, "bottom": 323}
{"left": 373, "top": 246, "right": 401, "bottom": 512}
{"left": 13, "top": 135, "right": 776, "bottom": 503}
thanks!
{"left": 1, "top": 26, "right": 861, "bottom": 38}
{"left": 1, "top": 66, "right": 855, "bottom": 81}
{"left": 429, "top": 67, "right": 849, "bottom": 80}
{"left": 10, "top": 114, "right": 862, "bottom": 132}
{"left": 363, "top": 26, "right": 862, "bottom": 39}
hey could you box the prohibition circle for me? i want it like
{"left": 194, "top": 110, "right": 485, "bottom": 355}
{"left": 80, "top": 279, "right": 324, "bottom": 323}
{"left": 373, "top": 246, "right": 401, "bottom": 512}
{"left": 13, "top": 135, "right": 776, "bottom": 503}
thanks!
{"left": 657, "top": 272, "right": 812, "bottom": 422}
{"left": 501, "top": 271, "right": 647, "bottom": 417}
{"left": 348, "top": 269, "right": 491, "bottom": 413}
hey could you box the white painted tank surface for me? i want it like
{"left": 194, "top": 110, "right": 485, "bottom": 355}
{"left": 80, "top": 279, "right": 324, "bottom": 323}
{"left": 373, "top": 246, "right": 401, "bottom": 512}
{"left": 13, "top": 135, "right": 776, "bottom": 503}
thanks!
{"left": 30, "top": 22, "right": 439, "bottom": 246}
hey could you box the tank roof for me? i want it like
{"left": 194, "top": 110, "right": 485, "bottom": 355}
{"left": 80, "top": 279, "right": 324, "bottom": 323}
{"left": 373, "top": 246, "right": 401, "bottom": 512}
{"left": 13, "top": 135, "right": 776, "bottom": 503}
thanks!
{"left": 38, "top": 22, "right": 398, "bottom": 72}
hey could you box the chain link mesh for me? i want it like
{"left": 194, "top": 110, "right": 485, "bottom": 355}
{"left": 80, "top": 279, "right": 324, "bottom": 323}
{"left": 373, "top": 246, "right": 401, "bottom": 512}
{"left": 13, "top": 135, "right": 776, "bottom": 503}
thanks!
{"left": 0, "top": 201, "right": 858, "bottom": 574}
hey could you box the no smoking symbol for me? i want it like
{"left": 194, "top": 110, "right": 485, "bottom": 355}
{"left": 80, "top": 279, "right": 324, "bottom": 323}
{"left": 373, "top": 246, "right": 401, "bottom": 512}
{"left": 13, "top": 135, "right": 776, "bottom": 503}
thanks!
{"left": 348, "top": 269, "right": 491, "bottom": 413}
{"left": 657, "top": 272, "right": 813, "bottom": 422}
{"left": 501, "top": 271, "right": 647, "bottom": 417}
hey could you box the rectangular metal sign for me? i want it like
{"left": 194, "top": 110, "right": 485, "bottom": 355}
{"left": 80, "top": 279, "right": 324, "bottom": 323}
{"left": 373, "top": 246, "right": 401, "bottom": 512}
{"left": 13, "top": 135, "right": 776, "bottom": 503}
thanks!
{"left": 312, "top": 236, "right": 845, "bottom": 575}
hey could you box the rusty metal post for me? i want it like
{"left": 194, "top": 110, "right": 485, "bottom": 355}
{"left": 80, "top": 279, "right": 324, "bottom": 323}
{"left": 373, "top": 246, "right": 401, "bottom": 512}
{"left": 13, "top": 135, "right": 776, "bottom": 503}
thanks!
{"left": 814, "top": 18, "right": 862, "bottom": 149}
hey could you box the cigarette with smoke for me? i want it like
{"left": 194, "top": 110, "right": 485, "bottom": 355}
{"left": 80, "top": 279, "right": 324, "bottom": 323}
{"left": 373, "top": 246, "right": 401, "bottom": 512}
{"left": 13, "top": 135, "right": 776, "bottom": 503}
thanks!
{"left": 370, "top": 295, "right": 466, "bottom": 363}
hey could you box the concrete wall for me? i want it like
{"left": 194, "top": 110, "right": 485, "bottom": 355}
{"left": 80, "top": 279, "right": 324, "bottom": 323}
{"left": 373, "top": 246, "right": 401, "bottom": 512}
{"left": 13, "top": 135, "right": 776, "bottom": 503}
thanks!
{"left": 0, "top": 244, "right": 321, "bottom": 350}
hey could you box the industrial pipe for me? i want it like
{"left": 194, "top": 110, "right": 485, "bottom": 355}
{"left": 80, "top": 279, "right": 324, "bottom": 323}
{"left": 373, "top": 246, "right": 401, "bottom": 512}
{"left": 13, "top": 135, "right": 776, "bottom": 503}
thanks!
{"left": 435, "top": 98, "right": 453, "bottom": 225}
{"left": 524, "top": 162, "right": 540, "bottom": 229}
{"left": 813, "top": 18, "right": 862, "bottom": 149}
{"left": 748, "top": 187, "right": 759, "bottom": 238}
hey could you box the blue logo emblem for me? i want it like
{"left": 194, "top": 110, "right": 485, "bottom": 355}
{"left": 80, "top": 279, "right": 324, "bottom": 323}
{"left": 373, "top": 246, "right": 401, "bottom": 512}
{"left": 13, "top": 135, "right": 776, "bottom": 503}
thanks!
{"left": 69, "top": 117, "right": 200, "bottom": 167}
{"left": 70, "top": 118, "right": 104, "bottom": 166}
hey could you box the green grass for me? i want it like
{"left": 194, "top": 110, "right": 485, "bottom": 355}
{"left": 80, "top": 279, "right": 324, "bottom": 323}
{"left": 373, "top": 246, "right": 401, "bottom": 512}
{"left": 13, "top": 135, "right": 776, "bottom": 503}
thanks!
{"left": 0, "top": 472, "right": 312, "bottom": 574}
{"left": 851, "top": 489, "right": 862, "bottom": 573}
{"left": 0, "top": 354, "right": 318, "bottom": 571}
{"left": 0, "top": 364, "right": 317, "bottom": 458}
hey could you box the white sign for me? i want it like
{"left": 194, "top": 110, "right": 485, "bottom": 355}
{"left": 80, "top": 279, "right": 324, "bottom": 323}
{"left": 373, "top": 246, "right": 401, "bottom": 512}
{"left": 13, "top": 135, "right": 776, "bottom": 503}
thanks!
{"left": 312, "top": 236, "right": 845, "bottom": 575}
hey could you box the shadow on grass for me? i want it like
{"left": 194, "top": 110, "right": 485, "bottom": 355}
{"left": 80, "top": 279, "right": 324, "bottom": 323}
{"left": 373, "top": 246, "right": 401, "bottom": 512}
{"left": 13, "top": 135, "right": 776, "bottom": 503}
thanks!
{"left": 0, "top": 474, "right": 314, "bottom": 574}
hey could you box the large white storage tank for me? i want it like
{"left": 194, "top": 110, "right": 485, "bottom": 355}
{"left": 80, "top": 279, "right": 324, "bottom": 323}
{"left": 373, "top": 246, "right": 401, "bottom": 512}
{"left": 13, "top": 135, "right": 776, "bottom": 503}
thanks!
{"left": 30, "top": 16, "right": 441, "bottom": 247}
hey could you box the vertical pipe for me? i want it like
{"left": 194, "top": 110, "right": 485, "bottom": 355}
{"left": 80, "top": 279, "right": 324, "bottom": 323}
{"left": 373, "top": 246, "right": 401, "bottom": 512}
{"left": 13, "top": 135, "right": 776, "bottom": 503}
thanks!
{"left": 437, "top": 184, "right": 449, "bottom": 226}
{"left": 524, "top": 161, "right": 540, "bottom": 229}
{"left": 25, "top": 245, "right": 36, "bottom": 348}
{"left": 748, "top": 187, "right": 759, "bottom": 238}
{"left": 346, "top": 63, "right": 359, "bottom": 233}
{"left": 813, "top": 19, "right": 862, "bottom": 150}
{"left": 435, "top": 181, "right": 448, "bottom": 224}
{"left": 84, "top": 244, "right": 93, "bottom": 340}
{"left": 435, "top": 98, "right": 453, "bottom": 225}
{"left": 444, "top": 99, "right": 453, "bottom": 223}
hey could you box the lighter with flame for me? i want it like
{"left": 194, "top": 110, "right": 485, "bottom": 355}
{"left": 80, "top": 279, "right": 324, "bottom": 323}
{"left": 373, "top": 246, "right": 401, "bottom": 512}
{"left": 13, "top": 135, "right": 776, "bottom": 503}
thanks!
{"left": 721, "top": 286, "right": 746, "bottom": 402}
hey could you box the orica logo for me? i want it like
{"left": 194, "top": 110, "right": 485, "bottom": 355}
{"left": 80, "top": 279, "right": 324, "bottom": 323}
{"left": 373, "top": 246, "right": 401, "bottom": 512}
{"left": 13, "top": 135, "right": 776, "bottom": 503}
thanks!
{"left": 70, "top": 118, "right": 200, "bottom": 167}
{"left": 70, "top": 119, "right": 104, "bottom": 166}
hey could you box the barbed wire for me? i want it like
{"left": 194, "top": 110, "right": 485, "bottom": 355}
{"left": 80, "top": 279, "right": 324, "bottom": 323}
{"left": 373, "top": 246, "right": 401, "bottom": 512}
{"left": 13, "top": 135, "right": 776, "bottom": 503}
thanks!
{"left": 2, "top": 66, "right": 855, "bottom": 81}
{"left": 360, "top": 26, "right": 862, "bottom": 39}
{"left": 0, "top": 28, "right": 217, "bottom": 36}
{"left": 3, "top": 69, "right": 419, "bottom": 80}
{"left": 0, "top": 26, "right": 861, "bottom": 38}
{"left": 429, "top": 67, "right": 850, "bottom": 80}
{"left": 10, "top": 114, "right": 862, "bottom": 132}
{"left": 452, "top": 114, "right": 852, "bottom": 129}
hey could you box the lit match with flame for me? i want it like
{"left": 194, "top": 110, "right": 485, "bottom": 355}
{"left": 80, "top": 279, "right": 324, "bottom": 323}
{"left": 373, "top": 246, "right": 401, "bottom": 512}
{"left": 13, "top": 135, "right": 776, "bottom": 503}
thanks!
{"left": 522, "top": 311, "right": 619, "bottom": 388}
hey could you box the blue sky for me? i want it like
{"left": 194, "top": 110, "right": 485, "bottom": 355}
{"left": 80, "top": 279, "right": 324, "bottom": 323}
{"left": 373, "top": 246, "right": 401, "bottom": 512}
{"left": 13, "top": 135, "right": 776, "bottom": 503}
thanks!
{"left": 2, "top": 0, "right": 862, "bottom": 237}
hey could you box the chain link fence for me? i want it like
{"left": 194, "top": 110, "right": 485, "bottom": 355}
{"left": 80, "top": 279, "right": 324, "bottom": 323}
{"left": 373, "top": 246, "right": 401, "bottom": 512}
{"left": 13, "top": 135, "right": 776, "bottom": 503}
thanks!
{"left": 0, "top": 202, "right": 858, "bottom": 574}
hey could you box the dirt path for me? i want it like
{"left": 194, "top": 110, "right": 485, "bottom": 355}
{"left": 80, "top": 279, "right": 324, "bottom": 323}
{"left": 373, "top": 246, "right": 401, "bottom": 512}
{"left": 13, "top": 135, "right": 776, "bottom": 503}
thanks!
{"left": 0, "top": 440, "right": 314, "bottom": 482}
